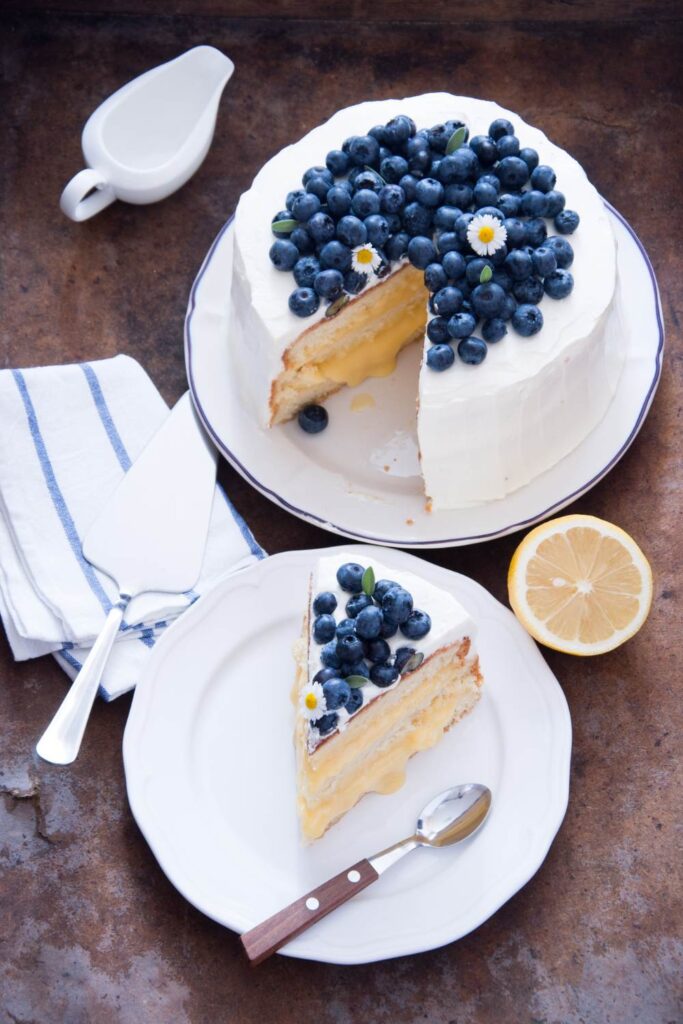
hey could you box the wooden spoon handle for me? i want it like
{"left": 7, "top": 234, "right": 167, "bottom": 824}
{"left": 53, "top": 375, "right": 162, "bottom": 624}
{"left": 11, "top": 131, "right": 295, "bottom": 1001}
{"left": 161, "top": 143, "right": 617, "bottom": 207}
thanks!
{"left": 240, "top": 858, "right": 379, "bottom": 965}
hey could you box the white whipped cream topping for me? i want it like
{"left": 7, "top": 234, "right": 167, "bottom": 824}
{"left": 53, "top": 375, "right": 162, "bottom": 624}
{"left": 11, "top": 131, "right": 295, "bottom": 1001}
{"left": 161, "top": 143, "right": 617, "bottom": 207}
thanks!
{"left": 232, "top": 94, "right": 622, "bottom": 508}
{"left": 305, "top": 551, "right": 474, "bottom": 751}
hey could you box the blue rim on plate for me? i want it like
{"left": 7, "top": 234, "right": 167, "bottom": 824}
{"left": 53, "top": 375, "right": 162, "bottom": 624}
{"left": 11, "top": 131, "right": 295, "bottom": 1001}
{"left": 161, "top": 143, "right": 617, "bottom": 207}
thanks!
{"left": 185, "top": 202, "right": 664, "bottom": 547}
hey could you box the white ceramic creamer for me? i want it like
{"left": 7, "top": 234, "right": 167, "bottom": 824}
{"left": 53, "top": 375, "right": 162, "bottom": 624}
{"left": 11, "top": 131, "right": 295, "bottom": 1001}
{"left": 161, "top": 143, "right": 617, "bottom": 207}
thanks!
{"left": 60, "top": 46, "right": 234, "bottom": 222}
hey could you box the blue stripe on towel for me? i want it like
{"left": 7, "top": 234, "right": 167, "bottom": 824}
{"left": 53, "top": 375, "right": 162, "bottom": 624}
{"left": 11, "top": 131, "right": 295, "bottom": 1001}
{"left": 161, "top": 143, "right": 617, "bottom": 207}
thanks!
{"left": 216, "top": 482, "right": 266, "bottom": 559}
{"left": 80, "top": 363, "right": 132, "bottom": 472}
{"left": 12, "top": 369, "right": 113, "bottom": 615}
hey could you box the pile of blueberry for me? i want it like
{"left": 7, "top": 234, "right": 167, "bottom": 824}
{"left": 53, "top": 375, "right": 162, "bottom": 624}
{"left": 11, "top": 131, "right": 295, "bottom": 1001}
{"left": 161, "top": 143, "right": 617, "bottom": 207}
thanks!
{"left": 309, "top": 561, "right": 431, "bottom": 738}
{"left": 269, "top": 112, "right": 579, "bottom": 378}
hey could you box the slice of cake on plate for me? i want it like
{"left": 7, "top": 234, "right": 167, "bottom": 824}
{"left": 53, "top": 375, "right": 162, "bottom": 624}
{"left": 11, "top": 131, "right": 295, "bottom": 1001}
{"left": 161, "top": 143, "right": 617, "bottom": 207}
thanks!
{"left": 292, "top": 552, "right": 483, "bottom": 841}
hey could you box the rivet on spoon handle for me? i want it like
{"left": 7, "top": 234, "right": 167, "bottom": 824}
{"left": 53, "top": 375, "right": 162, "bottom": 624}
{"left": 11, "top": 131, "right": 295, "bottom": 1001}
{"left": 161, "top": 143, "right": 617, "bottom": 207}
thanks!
{"left": 241, "top": 859, "right": 379, "bottom": 966}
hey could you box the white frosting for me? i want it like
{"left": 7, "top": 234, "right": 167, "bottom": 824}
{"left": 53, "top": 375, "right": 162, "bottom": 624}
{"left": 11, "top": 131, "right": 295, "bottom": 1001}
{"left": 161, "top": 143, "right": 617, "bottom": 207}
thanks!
{"left": 232, "top": 94, "right": 622, "bottom": 508}
{"left": 304, "top": 551, "right": 474, "bottom": 750}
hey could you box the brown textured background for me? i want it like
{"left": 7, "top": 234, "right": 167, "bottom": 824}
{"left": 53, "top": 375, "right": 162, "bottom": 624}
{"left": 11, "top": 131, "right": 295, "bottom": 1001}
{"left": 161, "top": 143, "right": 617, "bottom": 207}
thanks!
{"left": 1, "top": 5, "right": 681, "bottom": 1023}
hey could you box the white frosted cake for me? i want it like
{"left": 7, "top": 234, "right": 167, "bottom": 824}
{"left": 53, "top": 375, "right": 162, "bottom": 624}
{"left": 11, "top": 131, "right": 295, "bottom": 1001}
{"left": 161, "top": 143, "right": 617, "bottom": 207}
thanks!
{"left": 292, "top": 552, "right": 482, "bottom": 840}
{"left": 232, "top": 94, "right": 621, "bottom": 509}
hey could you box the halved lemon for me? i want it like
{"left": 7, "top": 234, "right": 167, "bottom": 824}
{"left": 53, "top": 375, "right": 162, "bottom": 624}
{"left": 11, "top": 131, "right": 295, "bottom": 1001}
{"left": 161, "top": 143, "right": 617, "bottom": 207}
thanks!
{"left": 508, "top": 514, "right": 653, "bottom": 655}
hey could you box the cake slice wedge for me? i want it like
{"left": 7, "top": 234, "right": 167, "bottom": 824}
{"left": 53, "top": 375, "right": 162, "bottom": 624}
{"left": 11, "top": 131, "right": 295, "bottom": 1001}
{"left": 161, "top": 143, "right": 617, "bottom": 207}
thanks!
{"left": 293, "top": 552, "right": 483, "bottom": 841}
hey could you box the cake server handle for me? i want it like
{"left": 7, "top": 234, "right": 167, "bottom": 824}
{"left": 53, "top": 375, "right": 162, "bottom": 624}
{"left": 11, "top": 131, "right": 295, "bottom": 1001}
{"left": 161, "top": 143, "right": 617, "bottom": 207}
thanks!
{"left": 240, "top": 838, "right": 418, "bottom": 965}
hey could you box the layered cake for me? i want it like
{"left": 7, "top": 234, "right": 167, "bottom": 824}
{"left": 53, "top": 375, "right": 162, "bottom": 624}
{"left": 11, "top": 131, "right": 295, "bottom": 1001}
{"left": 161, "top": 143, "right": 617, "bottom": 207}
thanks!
{"left": 232, "top": 94, "right": 622, "bottom": 508}
{"left": 292, "top": 553, "right": 482, "bottom": 840}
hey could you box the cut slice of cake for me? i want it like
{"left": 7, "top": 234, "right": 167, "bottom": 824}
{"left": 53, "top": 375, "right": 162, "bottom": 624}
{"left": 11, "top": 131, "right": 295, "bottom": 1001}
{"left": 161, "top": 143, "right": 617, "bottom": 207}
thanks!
{"left": 293, "top": 552, "right": 483, "bottom": 841}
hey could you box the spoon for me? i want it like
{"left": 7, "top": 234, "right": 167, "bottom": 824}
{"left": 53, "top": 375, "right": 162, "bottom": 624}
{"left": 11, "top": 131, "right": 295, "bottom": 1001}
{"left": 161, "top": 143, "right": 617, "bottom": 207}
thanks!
{"left": 241, "top": 782, "right": 492, "bottom": 965}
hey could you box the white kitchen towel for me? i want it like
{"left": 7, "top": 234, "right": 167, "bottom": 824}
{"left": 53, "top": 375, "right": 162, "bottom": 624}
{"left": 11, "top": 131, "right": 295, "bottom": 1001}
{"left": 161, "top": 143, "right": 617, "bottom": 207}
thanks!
{"left": 0, "top": 355, "right": 265, "bottom": 699}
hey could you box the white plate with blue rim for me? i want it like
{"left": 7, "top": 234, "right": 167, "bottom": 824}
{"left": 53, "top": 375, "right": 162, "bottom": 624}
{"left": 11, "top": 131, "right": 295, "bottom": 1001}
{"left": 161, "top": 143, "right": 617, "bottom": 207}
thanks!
{"left": 185, "top": 203, "right": 663, "bottom": 548}
{"left": 123, "top": 545, "right": 572, "bottom": 964}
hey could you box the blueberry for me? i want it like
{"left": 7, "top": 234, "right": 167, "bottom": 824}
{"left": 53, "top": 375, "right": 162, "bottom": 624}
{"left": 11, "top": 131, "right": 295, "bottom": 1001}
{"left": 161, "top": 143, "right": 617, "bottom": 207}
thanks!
{"left": 271, "top": 210, "right": 294, "bottom": 236}
{"left": 530, "top": 165, "right": 557, "bottom": 193}
{"left": 408, "top": 144, "right": 433, "bottom": 177}
{"left": 490, "top": 243, "right": 509, "bottom": 267}
{"left": 364, "top": 637, "right": 391, "bottom": 663}
{"left": 313, "top": 591, "right": 337, "bottom": 615}
{"left": 348, "top": 134, "right": 380, "bottom": 167}
{"left": 475, "top": 205, "right": 506, "bottom": 223}
{"left": 289, "top": 288, "right": 320, "bottom": 318}
{"left": 505, "top": 248, "right": 533, "bottom": 281}
{"left": 313, "top": 665, "right": 339, "bottom": 685}
{"left": 489, "top": 117, "right": 515, "bottom": 140}
{"left": 345, "top": 688, "right": 364, "bottom": 715}
{"left": 497, "top": 156, "right": 529, "bottom": 190}
{"left": 314, "top": 269, "right": 344, "bottom": 300}
{"left": 428, "top": 119, "right": 468, "bottom": 153}
{"left": 532, "top": 246, "right": 558, "bottom": 277}
{"left": 458, "top": 336, "right": 487, "bottom": 364}
{"left": 380, "top": 155, "right": 409, "bottom": 184}
{"left": 269, "top": 239, "right": 299, "bottom": 271}
{"left": 346, "top": 593, "right": 373, "bottom": 619}
{"left": 385, "top": 232, "right": 410, "bottom": 261}
{"left": 381, "top": 586, "right": 413, "bottom": 624}
{"left": 477, "top": 172, "right": 501, "bottom": 189}
{"left": 544, "top": 268, "right": 574, "bottom": 298}
{"left": 374, "top": 579, "right": 399, "bottom": 602}
{"left": 306, "top": 175, "right": 333, "bottom": 202}
{"left": 352, "top": 168, "right": 383, "bottom": 192}
{"left": 370, "top": 663, "right": 400, "bottom": 688}
{"left": 355, "top": 604, "right": 383, "bottom": 640}
{"left": 399, "top": 174, "right": 419, "bottom": 201}
{"left": 380, "top": 618, "right": 398, "bottom": 639}
{"left": 444, "top": 184, "right": 474, "bottom": 208}
{"left": 290, "top": 228, "right": 314, "bottom": 255}
{"left": 315, "top": 712, "right": 338, "bottom": 735}
{"left": 319, "top": 241, "right": 352, "bottom": 272}
{"left": 342, "top": 658, "right": 370, "bottom": 678}
{"left": 415, "top": 177, "right": 445, "bottom": 208}
{"left": 307, "top": 212, "right": 335, "bottom": 244}
{"left": 473, "top": 180, "right": 499, "bottom": 208}
{"left": 368, "top": 124, "right": 389, "bottom": 146}
{"left": 437, "top": 148, "right": 479, "bottom": 184}
{"left": 513, "top": 276, "right": 544, "bottom": 304}
{"left": 407, "top": 235, "right": 437, "bottom": 270}
{"left": 501, "top": 294, "right": 517, "bottom": 321}
{"left": 313, "top": 613, "right": 336, "bottom": 643}
{"left": 447, "top": 312, "right": 477, "bottom": 339}
{"left": 454, "top": 212, "right": 475, "bottom": 243}
{"left": 336, "top": 618, "right": 356, "bottom": 637}
{"left": 472, "top": 282, "right": 506, "bottom": 318}
{"left": 496, "top": 134, "right": 520, "bottom": 159}
{"left": 321, "top": 639, "right": 341, "bottom": 668}
{"left": 385, "top": 114, "right": 415, "bottom": 146}
{"left": 503, "top": 217, "right": 527, "bottom": 248}
{"left": 555, "top": 209, "right": 580, "bottom": 234}
{"left": 519, "top": 190, "right": 549, "bottom": 217}
{"left": 424, "top": 263, "right": 448, "bottom": 293}
{"left": 402, "top": 202, "right": 433, "bottom": 236}
{"left": 379, "top": 184, "right": 406, "bottom": 214}
{"left": 286, "top": 188, "right": 306, "bottom": 212}
{"left": 321, "top": 677, "right": 351, "bottom": 711}
{"left": 297, "top": 403, "right": 328, "bottom": 433}
{"left": 364, "top": 214, "right": 390, "bottom": 248}
{"left": 525, "top": 217, "right": 548, "bottom": 248}
{"left": 344, "top": 270, "right": 367, "bottom": 294}
{"left": 465, "top": 257, "right": 493, "bottom": 286}
{"left": 291, "top": 192, "right": 321, "bottom": 222}
{"left": 336, "top": 632, "right": 364, "bottom": 664}
{"left": 482, "top": 317, "right": 507, "bottom": 343}
{"left": 516, "top": 146, "right": 538, "bottom": 171}
{"left": 434, "top": 205, "right": 462, "bottom": 231}
{"left": 335, "top": 562, "right": 363, "bottom": 593}
{"left": 400, "top": 609, "right": 432, "bottom": 639}
{"left": 351, "top": 189, "right": 380, "bottom": 219}
{"left": 326, "top": 186, "right": 353, "bottom": 218}
{"left": 336, "top": 215, "right": 367, "bottom": 248}
{"left": 433, "top": 285, "right": 464, "bottom": 317}
{"left": 442, "top": 250, "right": 466, "bottom": 279}
{"left": 545, "top": 235, "right": 574, "bottom": 269}
{"left": 512, "top": 303, "right": 544, "bottom": 336}
{"left": 394, "top": 646, "right": 417, "bottom": 673}
{"left": 325, "top": 149, "right": 349, "bottom": 176}
{"left": 436, "top": 232, "right": 462, "bottom": 255}
{"left": 497, "top": 193, "right": 521, "bottom": 217}
{"left": 426, "top": 343, "right": 455, "bottom": 371}
{"left": 302, "top": 166, "right": 333, "bottom": 187}
{"left": 384, "top": 213, "right": 402, "bottom": 235}
{"left": 469, "top": 135, "right": 498, "bottom": 166}
{"left": 427, "top": 316, "right": 451, "bottom": 345}
{"left": 492, "top": 266, "right": 512, "bottom": 292}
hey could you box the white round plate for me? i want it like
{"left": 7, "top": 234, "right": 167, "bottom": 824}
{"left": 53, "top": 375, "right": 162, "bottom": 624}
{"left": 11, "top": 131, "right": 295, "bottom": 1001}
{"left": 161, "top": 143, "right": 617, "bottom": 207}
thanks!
{"left": 123, "top": 545, "right": 571, "bottom": 964}
{"left": 185, "top": 204, "right": 663, "bottom": 548}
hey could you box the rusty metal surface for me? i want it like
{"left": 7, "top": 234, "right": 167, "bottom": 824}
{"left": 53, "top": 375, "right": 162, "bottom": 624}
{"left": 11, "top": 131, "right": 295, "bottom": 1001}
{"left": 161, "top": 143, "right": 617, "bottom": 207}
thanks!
{"left": 1, "top": 10, "right": 681, "bottom": 1024}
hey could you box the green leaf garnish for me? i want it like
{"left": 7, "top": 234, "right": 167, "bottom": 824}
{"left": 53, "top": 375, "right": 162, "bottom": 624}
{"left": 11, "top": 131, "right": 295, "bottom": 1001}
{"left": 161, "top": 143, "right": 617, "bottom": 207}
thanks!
{"left": 362, "top": 565, "right": 375, "bottom": 596}
{"left": 445, "top": 126, "right": 467, "bottom": 155}
{"left": 271, "top": 218, "right": 297, "bottom": 234}
{"left": 346, "top": 675, "right": 368, "bottom": 688}
{"left": 325, "top": 293, "right": 350, "bottom": 318}
{"left": 403, "top": 652, "right": 424, "bottom": 673}
{"left": 479, "top": 264, "right": 493, "bottom": 284}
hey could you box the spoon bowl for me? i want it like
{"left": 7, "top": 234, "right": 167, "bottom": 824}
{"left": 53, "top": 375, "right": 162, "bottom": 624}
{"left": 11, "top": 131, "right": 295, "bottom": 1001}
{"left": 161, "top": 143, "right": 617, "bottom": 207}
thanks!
{"left": 416, "top": 783, "right": 492, "bottom": 847}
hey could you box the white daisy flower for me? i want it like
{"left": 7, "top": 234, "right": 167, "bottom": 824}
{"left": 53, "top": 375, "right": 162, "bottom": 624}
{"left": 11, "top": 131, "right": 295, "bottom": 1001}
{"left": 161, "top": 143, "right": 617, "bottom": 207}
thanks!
{"left": 351, "top": 243, "right": 382, "bottom": 275}
{"left": 300, "top": 681, "right": 327, "bottom": 722}
{"left": 467, "top": 214, "right": 508, "bottom": 256}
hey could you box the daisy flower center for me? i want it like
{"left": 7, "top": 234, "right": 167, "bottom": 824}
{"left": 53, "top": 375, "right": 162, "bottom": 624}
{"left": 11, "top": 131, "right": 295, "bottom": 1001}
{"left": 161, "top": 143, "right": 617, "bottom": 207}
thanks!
{"left": 356, "top": 248, "right": 373, "bottom": 264}
{"left": 478, "top": 226, "right": 495, "bottom": 244}
{"left": 305, "top": 693, "right": 318, "bottom": 710}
